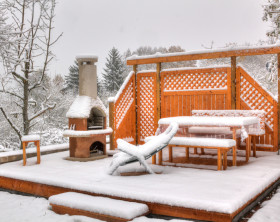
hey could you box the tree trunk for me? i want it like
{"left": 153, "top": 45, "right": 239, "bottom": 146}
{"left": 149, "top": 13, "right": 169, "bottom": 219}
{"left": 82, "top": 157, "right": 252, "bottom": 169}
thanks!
{"left": 23, "top": 61, "right": 29, "bottom": 135}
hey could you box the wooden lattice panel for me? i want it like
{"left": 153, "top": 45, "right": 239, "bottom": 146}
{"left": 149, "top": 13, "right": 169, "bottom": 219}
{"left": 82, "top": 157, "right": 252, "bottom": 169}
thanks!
{"left": 137, "top": 72, "right": 157, "bottom": 143}
{"left": 162, "top": 68, "right": 228, "bottom": 91}
{"left": 240, "top": 73, "right": 275, "bottom": 130}
{"left": 115, "top": 76, "right": 135, "bottom": 129}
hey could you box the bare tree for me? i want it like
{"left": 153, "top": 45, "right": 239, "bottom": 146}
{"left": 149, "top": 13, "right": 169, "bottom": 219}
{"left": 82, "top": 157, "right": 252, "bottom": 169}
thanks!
{"left": 0, "top": 0, "right": 62, "bottom": 141}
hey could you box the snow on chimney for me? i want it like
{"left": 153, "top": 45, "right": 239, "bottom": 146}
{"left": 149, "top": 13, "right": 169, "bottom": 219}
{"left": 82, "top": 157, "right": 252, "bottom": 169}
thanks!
{"left": 76, "top": 55, "right": 98, "bottom": 99}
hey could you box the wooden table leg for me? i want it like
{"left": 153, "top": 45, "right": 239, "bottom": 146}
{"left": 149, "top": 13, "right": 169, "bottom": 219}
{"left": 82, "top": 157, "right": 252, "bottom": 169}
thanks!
{"left": 200, "top": 148, "right": 205, "bottom": 155}
{"left": 194, "top": 148, "right": 198, "bottom": 154}
{"left": 22, "top": 142, "right": 27, "bottom": 166}
{"left": 252, "top": 136, "right": 256, "bottom": 157}
{"left": 232, "top": 128, "right": 237, "bottom": 166}
{"left": 232, "top": 146, "right": 236, "bottom": 166}
{"left": 223, "top": 151, "right": 227, "bottom": 170}
{"left": 217, "top": 149, "right": 221, "bottom": 171}
{"left": 36, "top": 141, "right": 41, "bottom": 164}
{"left": 168, "top": 145, "right": 173, "bottom": 162}
{"left": 158, "top": 150, "right": 162, "bottom": 165}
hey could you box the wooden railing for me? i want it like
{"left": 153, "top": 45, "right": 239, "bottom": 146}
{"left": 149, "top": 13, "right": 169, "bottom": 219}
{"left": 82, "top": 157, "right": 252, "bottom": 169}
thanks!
{"left": 109, "top": 72, "right": 136, "bottom": 149}
{"left": 237, "top": 67, "right": 278, "bottom": 151}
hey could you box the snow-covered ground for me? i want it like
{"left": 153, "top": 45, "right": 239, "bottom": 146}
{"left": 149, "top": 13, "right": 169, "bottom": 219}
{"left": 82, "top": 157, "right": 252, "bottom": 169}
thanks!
{"left": 249, "top": 187, "right": 280, "bottom": 222}
{"left": 0, "top": 191, "right": 191, "bottom": 222}
{"left": 0, "top": 149, "right": 280, "bottom": 215}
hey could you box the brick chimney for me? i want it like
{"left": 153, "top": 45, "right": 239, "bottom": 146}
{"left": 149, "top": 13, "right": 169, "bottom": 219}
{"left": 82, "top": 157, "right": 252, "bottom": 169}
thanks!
{"left": 76, "top": 55, "right": 98, "bottom": 99}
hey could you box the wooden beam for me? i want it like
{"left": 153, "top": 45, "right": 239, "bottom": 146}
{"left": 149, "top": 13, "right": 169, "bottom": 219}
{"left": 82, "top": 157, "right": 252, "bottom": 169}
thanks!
{"left": 127, "top": 46, "right": 280, "bottom": 65}
{"left": 109, "top": 101, "right": 115, "bottom": 150}
{"left": 278, "top": 54, "right": 280, "bottom": 154}
{"left": 231, "top": 56, "right": 237, "bottom": 109}
{"left": 133, "top": 65, "right": 138, "bottom": 145}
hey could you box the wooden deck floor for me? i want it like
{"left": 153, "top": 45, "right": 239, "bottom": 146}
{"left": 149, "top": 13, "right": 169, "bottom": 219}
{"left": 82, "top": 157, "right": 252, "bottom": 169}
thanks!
{"left": 0, "top": 175, "right": 279, "bottom": 222}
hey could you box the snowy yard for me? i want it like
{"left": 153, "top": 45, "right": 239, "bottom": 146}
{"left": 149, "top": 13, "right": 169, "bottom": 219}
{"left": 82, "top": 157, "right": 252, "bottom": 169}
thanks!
{"left": 0, "top": 149, "right": 280, "bottom": 215}
{"left": 0, "top": 191, "right": 190, "bottom": 222}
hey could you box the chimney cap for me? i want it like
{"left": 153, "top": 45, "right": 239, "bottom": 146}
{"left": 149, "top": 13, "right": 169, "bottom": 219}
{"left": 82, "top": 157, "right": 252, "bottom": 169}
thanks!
{"left": 76, "top": 55, "right": 98, "bottom": 64}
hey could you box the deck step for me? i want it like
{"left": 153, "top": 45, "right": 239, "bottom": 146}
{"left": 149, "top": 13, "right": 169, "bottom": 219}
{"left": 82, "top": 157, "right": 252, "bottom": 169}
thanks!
{"left": 49, "top": 192, "right": 149, "bottom": 222}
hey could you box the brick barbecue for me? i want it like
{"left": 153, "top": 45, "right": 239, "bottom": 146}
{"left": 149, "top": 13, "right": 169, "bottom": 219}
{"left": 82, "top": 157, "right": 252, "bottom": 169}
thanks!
{"left": 63, "top": 56, "right": 112, "bottom": 160}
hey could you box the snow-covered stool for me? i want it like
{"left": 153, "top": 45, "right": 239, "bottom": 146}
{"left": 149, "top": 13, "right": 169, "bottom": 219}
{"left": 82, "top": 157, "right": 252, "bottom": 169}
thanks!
{"left": 21, "top": 135, "right": 40, "bottom": 166}
{"left": 168, "top": 137, "right": 236, "bottom": 171}
{"left": 49, "top": 192, "right": 149, "bottom": 222}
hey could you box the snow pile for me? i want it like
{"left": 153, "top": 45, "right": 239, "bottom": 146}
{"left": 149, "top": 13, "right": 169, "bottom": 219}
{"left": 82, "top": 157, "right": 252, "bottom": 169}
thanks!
{"left": 66, "top": 96, "right": 107, "bottom": 119}
{"left": 49, "top": 192, "right": 149, "bottom": 220}
{"left": 249, "top": 187, "right": 280, "bottom": 222}
{"left": 76, "top": 55, "right": 98, "bottom": 60}
{"left": 0, "top": 191, "right": 98, "bottom": 222}
{"left": 21, "top": 135, "right": 40, "bottom": 142}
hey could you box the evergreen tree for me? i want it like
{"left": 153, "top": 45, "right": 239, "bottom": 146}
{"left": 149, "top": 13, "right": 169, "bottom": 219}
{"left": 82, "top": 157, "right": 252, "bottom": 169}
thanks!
{"left": 64, "top": 60, "right": 79, "bottom": 94}
{"left": 262, "top": 0, "right": 280, "bottom": 83}
{"left": 102, "top": 47, "right": 125, "bottom": 96}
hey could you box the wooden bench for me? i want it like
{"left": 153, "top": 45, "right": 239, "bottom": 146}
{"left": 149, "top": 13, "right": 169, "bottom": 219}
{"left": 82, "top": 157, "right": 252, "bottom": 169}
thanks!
{"left": 49, "top": 192, "right": 149, "bottom": 222}
{"left": 192, "top": 110, "right": 266, "bottom": 157}
{"left": 21, "top": 135, "right": 40, "bottom": 166}
{"left": 168, "top": 137, "right": 236, "bottom": 171}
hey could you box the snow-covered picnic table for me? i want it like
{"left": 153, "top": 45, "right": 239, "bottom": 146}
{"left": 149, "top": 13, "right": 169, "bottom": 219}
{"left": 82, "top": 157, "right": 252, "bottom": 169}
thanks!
{"left": 158, "top": 116, "right": 260, "bottom": 164}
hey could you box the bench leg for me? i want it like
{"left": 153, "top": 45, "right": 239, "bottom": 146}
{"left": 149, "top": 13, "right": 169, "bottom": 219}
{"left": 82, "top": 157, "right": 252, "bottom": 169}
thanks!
{"left": 245, "top": 136, "right": 250, "bottom": 162}
{"left": 152, "top": 155, "right": 156, "bottom": 165}
{"left": 223, "top": 151, "right": 227, "bottom": 170}
{"left": 185, "top": 147, "right": 189, "bottom": 161}
{"left": 200, "top": 148, "right": 205, "bottom": 155}
{"left": 22, "top": 142, "right": 27, "bottom": 166}
{"left": 169, "top": 145, "right": 173, "bottom": 162}
{"left": 217, "top": 149, "right": 221, "bottom": 171}
{"left": 252, "top": 136, "right": 257, "bottom": 157}
{"left": 159, "top": 150, "right": 162, "bottom": 165}
{"left": 36, "top": 141, "right": 40, "bottom": 164}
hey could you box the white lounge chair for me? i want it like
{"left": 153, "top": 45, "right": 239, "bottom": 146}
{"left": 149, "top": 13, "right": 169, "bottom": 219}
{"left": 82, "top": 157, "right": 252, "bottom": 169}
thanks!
{"left": 108, "top": 122, "right": 178, "bottom": 175}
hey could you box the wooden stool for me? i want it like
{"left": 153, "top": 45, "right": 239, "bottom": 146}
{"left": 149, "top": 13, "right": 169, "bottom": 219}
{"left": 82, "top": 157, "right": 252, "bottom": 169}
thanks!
{"left": 21, "top": 135, "right": 41, "bottom": 166}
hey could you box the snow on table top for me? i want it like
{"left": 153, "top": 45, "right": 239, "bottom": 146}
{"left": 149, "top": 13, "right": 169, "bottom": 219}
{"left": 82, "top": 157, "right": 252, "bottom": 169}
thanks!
{"left": 49, "top": 192, "right": 148, "bottom": 220}
{"left": 0, "top": 150, "right": 280, "bottom": 214}
{"left": 249, "top": 187, "right": 280, "bottom": 222}
{"left": 21, "top": 135, "right": 40, "bottom": 142}
{"left": 66, "top": 96, "right": 107, "bottom": 119}
{"left": 158, "top": 116, "right": 259, "bottom": 127}
{"left": 169, "top": 137, "right": 236, "bottom": 148}
{"left": 63, "top": 128, "right": 112, "bottom": 137}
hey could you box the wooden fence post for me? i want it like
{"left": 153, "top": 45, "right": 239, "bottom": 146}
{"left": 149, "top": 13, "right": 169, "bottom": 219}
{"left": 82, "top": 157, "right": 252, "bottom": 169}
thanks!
{"left": 231, "top": 56, "right": 237, "bottom": 110}
{"left": 152, "top": 62, "right": 162, "bottom": 164}
{"left": 109, "top": 100, "right": 115, "bottom": 150}
{"left": 133, "top": 65, "right": 138, "bottom": 145}
{"left": 277, "top": 53, "right": 280, "bottom": 155}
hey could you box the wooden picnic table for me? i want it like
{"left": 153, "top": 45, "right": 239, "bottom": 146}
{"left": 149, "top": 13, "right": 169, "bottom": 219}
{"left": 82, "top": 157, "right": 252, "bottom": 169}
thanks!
{"left": 158, "top": 116, "right": 260, "bottom": 165}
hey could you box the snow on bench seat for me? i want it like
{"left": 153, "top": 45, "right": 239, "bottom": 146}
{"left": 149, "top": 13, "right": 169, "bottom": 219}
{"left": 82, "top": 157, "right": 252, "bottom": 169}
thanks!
{"left": 21, "top": 135, "right": 40, "bottom": 142}
{"left": 49, "top": 192, "right": 149, "bottom": 221}
{"left": 170, "top": 137, "right": 236, "bottom": 148}
{"left": 188, "top": 126, "right": 232, "bottom": 135}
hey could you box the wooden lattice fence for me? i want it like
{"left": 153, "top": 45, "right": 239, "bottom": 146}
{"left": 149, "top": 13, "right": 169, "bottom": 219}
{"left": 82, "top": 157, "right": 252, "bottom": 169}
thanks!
{"left": 111, "top": 66, "right": 278, "bottom": 151}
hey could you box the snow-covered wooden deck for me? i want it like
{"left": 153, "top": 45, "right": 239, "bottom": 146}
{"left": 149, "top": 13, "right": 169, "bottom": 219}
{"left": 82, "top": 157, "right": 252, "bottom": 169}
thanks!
{"left": 0, "top": 149, "right": 280, "bottom": 222}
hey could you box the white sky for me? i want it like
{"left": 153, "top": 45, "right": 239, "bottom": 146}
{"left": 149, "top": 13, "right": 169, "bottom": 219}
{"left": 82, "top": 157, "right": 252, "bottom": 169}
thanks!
{"left": 51, "top": 0, "right": 269, "bottom": 78}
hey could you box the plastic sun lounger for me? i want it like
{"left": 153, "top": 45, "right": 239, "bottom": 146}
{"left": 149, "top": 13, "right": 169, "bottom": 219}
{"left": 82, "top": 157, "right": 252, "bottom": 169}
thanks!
{"left": 107, "top": 122, "right": 178, "bottom": 175}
